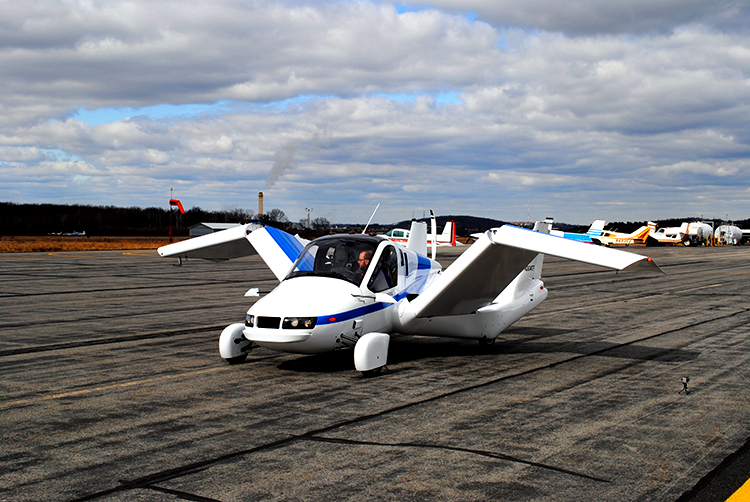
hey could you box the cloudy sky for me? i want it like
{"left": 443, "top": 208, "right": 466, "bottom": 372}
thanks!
{"left": 1, "top": 0, "right": 749, "bottom": 225}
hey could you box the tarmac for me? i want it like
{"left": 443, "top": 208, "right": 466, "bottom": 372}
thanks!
{"left": 1, "top": 243, "right": 749, "bottom": 501}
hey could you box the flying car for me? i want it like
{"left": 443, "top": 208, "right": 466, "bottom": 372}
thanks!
{"left": 158, "top": 218, "right": 659, "bottom": 375}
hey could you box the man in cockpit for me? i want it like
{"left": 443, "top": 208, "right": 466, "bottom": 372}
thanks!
{"left": 355, "top": 250, "right": 373, "bottom": 279}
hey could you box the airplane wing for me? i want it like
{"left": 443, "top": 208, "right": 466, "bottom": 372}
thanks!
{"left": 157, "top": 223, "right": 308, "bottom": 281}
{"left": 157, "top": 223, "right": 260, "bottom": 261}
{"left": 409, "top": 225, "right": 660, "bottom": 318}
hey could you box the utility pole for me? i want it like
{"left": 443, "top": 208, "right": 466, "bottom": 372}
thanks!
{"left": 169, "top": 187, "right": 174, "bottom": 243}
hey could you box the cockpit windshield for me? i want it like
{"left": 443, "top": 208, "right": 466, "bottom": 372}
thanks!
{"left": 285, "top": 236, "right": 381, "bottom": 286}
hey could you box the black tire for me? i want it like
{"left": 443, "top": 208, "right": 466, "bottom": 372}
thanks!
{"left": 225, "top": 354, "right": 248, "bottom": 365}
{"left": 361, "top": 366, "right": 383, "bottom": 378}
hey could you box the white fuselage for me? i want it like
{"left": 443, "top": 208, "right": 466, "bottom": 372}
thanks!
{"left": 241, "top": 234, "right": 546, "bottom": 355}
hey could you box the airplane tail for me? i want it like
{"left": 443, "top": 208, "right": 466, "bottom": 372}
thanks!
{"left": 406, "top": 220, "right": 428, "bottom": 256}
{"left": 586, "top": 219, "right": 605, "bottom": 237}
{"left": 631, "top": 225, "right": 652, "bottom": 241}
{"left": 438, "top": 221, "right": 457, "bottom": 245}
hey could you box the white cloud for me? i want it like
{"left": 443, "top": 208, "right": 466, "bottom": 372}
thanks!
{"left": 649, "top": 160, "right": 744, "bottom": 177}
{"left": 0, "top": 146, "right": 45, "bottom": 162}
{"left": 0, "top": 1, "right": 749, "bottom": 224}
{"left": 406, "top": 0, "right": 750, "bottom": 35}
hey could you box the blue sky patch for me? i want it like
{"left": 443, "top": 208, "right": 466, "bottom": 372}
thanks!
{"left": 73, "top": 102, "right": 232, "bottom": 126}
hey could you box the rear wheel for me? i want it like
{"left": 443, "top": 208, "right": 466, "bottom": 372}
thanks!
{"left": 361, "top": 366, "right": 383, "bottom": 378}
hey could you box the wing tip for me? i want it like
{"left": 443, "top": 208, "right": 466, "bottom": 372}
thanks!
{"left": 624, "top": 256, "right": 666, "bottom": 275}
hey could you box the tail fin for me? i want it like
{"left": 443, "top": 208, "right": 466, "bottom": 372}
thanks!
{"left": 632, "top": 226, "right": 652, "bottom": 240}
{"left": 406, "top": 220, "right": 428, "bottom": 256}
{"left": 586, "top": 219, "right": 605, "bottom": 237}
{"left": 443, "top": 221, "right": 457, "bottom": 245}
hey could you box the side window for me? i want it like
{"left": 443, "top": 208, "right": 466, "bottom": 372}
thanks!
{"left": 368, "top": 246, "right": 399, "bottom": 292}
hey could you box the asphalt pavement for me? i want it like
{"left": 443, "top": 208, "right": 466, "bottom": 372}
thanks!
{"left": 1, "top": 243, "right": 749, "bottom": 501}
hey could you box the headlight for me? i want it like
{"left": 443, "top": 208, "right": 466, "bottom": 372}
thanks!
{"left": 245, "top": 314, "right": 254, "bottom": 327}
{"left": 282, "top": 317, "right": 316, "bottom": 329}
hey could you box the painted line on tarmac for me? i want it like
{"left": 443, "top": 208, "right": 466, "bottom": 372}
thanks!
{"left": 727, "top": 477, "right": 750, "bottom": 501}
{"left": 680, "top": 283, "right": 723, "bottom": 292}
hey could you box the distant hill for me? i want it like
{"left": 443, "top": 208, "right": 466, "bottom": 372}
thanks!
{"left": 393, "top": 215, "right": 508, "bottom": 236}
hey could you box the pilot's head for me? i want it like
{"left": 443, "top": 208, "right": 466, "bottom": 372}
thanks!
{"left": 358, "top": 250, "right": 373, "bottom": 269}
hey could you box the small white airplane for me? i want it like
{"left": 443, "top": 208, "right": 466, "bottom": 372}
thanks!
{"left": 646, "top": 221, "right": 714, "bottom": 246}
{"left": 158, "top": 217, "right": 659, "bottom": 375}
{"left": 646, "top": 222, "right": 689, "bottom": 246}
{"left": 385, "top": 220, "right": 459, "bottom": 246}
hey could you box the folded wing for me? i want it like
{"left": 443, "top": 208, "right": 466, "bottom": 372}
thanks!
{"left": 157, "top": 223, "right": 308, "bottom": 281}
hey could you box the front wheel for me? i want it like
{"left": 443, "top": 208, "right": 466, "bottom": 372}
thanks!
{"left": 361, "top": 366, "right": 383, "bottom": 378}
{"left": 225, "top": 354, "right": 248, "bottom": 365}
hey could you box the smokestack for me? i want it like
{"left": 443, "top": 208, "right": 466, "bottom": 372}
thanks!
{"left": 258, "top": 192, "right": 264, "bottom": 217}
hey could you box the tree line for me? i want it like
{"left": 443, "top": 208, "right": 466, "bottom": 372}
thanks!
{"left": 0, "top": 202, "right": 291, "bottom": 236}
{"left": 3, "top": 201, "right": 745, "bottom": 237}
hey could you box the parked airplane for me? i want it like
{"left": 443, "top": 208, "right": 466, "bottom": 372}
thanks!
{"left": 591, "top": 225, "right": 651, "bottom": 247}
{"left": 158, "top": 218, "right": 659, "bottom": 374}
{"left": 647, "top": 221, "right": 714, "bottom": 246}
{"left": 385, "top": 220, "right": 459, "bottom": 246}
{"left": 550, "top": 219, "right": 605, "bottom": 243}
{"left": 647, "top": 222, "right": 688, "bottom": 246}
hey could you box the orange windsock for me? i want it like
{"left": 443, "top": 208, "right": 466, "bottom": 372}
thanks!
{"left": 169, "top": 199, "right": 185, "bottom": 214}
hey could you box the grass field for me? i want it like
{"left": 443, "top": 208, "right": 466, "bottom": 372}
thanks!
{"left": 0, "top": 236, "right": 186, "bottom": 253}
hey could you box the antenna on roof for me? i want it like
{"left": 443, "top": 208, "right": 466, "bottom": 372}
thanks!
{"left": 362, "top": 203, "right": 380, "bottom": 235}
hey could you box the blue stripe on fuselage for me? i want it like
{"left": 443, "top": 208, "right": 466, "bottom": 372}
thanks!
{"left": 314, "top": 254, "right": 435, "bottom": 326}
{"left": 417, "top": 255, "right": 431, "bottom": 269}
{"left": 563, "top": 233, "right": 587, "bottom": 242}
{"left": 316, "top": 302, "right": 394, "bottom": 326}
